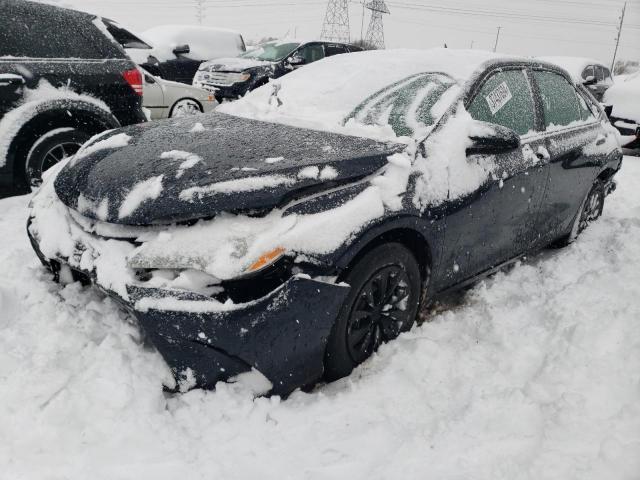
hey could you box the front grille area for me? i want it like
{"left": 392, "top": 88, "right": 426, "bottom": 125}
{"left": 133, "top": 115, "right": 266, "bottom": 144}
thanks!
{"left": 197, "top": 71, "right": 245, "bottom": 87}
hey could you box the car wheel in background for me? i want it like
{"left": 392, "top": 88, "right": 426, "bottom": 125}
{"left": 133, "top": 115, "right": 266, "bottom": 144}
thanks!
{"left": 169, "top": 98, "right": 203, "bottom": 118}
{"left": 324, "top": 243, "right": 422, "bottom": 381}
{"left": 25, "top": 128, "right": 91, "bottom": 188}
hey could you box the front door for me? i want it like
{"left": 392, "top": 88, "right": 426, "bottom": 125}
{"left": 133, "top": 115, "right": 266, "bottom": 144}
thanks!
{"left": 438, "top": 68, "right": 549, "bottom": 287}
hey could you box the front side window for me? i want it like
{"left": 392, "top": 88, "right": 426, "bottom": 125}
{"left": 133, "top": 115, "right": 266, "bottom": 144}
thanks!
{"left": 596, "top": 66, "right": 606, "bottom": 82}
{"left": 533, "top": 70, "right": 582, "bottom": 129}
{"left": 582, "top": 66, "right": 595, "bottom": 81}
{"left": 345, "top": 73, "right": 457, "bottom": 137}
{"left": 297, "top": 44, "right": 325, "bottom": 63}
{"left": 467, "top": 69, "right": 536, "bottom": 136}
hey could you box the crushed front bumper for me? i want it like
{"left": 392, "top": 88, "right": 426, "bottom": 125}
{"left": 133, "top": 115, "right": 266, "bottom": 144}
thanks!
{"left": 27, "top": 221, "right": 349, "bottom": 396}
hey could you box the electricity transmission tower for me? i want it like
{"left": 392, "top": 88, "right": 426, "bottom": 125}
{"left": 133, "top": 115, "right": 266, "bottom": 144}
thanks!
{"left": 321, "top": 0, "right": 351, "bottom": 43}
{"left": 195, "top": 0, "right": 206, "bottom": 25}
{"left": 364, "top": 0, "right": 390, "bottom": 49}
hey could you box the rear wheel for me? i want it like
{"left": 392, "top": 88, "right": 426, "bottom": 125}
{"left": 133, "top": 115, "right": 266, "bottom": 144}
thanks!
{"left": 324, "top": 243, "right": 422, "bottom": 381}
{"left": 169, "top": 98, "right": 202, "bottom": 118}
{"left": 556, "top": 180, "right": 605, "bottom": 247}
{"left": 25, "top": 128, "right": 90, "bottom": 187}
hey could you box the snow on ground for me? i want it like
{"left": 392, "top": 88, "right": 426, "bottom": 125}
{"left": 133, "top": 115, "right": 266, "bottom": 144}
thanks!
{"left": 1, "top": 158, "right": 639, "bottom": 480}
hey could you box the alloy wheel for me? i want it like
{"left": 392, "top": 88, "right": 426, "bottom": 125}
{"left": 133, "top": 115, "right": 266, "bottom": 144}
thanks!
{"left": 171, "top": 99, "right": 202, "bottom": 118}
{"left": 346, "top": 265, "right": 413, "bottom": 363}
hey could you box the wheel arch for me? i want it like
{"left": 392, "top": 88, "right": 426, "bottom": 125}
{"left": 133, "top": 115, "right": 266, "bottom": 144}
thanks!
{"left": 5, "top": 99, "right": 119, "bottom": 188}
{"left": 335, "top": 220, "right": 434, "bottom": 287}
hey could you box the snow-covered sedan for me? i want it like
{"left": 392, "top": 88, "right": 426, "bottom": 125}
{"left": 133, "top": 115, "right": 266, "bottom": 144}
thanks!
{"left": 141, "top": 69, "right": 217, "bottom": 119}
{"left": 27, "top": 49, "right": 622, "bottom": 395}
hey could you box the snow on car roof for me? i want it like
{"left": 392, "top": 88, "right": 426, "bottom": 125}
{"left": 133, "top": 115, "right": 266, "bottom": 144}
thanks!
{"left": 139, "top": 24, "right": 244, "bottom": 62}
{"left": 537, "top": 56, "right": 605, "bottom": 82}
{"left": 219, "top": 48, "right": 515, "bottom": 139}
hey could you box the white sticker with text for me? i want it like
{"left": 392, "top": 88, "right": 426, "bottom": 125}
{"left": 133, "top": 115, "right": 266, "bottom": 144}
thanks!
{"left": 485, "top": 81, "right": 513, "bottom": 115}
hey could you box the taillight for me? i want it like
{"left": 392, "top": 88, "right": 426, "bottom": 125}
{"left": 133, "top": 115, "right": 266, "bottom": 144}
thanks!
{"left": 122, "top": 68, "right": 143, "bottom": 96}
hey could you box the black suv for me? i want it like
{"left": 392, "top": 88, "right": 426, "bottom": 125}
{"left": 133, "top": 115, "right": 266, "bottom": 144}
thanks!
{"left": 0, "top": 0, "right": 146, "bottom": 195}
{"left": 193, "top": 40, "right": 362, "bottom": 101}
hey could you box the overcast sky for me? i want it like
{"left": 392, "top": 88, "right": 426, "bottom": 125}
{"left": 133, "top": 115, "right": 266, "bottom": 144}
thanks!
{"left": 51, "top": 0, "right": 640, "bottom": 65}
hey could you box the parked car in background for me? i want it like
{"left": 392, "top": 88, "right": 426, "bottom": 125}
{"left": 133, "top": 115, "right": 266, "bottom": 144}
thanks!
{"left": 126, "top": 25, "right": 246, "bottom": 84}
{"left": 538, "top": 56, "right": 614, "bottom": 101}
{"left": 0, "top": 0, "right": 146, "bottom": 195}
{"left": 193, "top": 39, "right": 362, "bottom": 101}
{"left": 604, "top": 72, "right": 640, "bottom": 149}
{"left": 141, "top": 68, "right": 217, "bottom": 119}
{"left": 28, "top": 50, "right": 622, "bottom": 395}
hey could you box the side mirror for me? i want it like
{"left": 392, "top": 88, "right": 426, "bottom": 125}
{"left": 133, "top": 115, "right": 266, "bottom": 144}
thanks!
{"left": 603, "top": 104, "right": 613, "bottom": 119}
{"left": 467, "top": 121, "right": 520, "bottom": 156}
{"left": 287, "top": 54, "right": 306, "bottom": 67}
{"left": 144, "top": 73, "right": 155, "bottom": 84}
{"left": 583, "top": 75, "right": 597, "bottom": 86}
{"left": 173, "top": 44, "right": 190, "bottom": 56}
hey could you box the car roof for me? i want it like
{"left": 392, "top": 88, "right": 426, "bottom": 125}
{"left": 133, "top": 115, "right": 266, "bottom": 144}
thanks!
{"left": 6, "top": 0, "right": 95, "bottom": 21}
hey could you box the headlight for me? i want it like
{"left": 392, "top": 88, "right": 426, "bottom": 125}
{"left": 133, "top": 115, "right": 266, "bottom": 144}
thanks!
{"left": 237, "top": 72, "right": 251, "bottom": 82}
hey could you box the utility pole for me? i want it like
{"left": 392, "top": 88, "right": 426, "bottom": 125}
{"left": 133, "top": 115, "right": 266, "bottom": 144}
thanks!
{"left": 321, "top": 0, "right": 351, "bottom": 43}
{"left": 611, "top": 1, "right": 627, "bottom": 71}
{"left": 361, "top": 2, "right": 366, "bottom": 41}
{"left": 195, "top": 0, "right": 205, "bottom": 25}
{"left": 493, "top": 26, "right": 501, "bottom": 52}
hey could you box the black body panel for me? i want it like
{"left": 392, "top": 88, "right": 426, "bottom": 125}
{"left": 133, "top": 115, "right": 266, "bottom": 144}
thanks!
{"left": 54, "top": 112, "right": 404, "bottom": 224}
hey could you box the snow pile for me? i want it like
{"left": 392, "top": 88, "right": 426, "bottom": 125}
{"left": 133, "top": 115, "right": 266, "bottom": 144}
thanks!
{"left": 1, "top": 157, "right": 639, "bottom": 479}
{"left": 130, "top": 25, "right": 245, "bottom": 63}
{"left": 604, "top": 73, "right": 640, "bottom": 123}
{"left": 0, "top": 80, "right": 111, "bottom": 167}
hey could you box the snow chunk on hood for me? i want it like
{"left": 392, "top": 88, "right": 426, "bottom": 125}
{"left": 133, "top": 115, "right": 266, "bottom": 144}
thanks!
{"left": 118, "top": 175, "right": 165, "bottom": 219}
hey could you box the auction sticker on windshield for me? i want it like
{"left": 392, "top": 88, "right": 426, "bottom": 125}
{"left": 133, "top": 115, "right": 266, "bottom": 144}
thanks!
{"left": 486, "top": 81, "right": 513, "bottom": 115}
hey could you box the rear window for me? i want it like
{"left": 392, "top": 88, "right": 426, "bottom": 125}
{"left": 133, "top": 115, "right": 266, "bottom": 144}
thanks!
{"left": 325, "top": 44, "right": 349, "bottom": 57}
{"left": 533, "top": 70, "right": 583, "bottom": 129}
{"left": 102, "top": 19, "right": 151, "bottom": 50}
{"left": 0, "top": 7, "right": 124, "bottom": 59}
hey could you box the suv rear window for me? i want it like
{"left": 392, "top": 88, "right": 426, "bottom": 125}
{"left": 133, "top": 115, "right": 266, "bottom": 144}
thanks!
{"left": 467, "top": 69, "right": 536, "bottom": 136}
{"left": 0, "top": 7, "right": 123, "bottom": 59}
{"left": 533, "top": 70, "right": 582, "bottom": 128}
{"left": 102, "top": 19, "right": 151, "bottom": 50}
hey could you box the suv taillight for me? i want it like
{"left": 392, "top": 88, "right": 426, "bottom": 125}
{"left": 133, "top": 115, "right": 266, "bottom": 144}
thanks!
{"left": 122, "top": 68, "right": 143, "bottom": 96}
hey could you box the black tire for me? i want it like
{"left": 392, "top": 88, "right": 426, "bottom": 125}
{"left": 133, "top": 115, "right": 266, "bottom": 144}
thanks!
{"left": 324, "top": 243, "right": 422, "bottom": 381}
{"left": 555, "top": 180, "right": 605, "bottom": 247}
{"left": 25, "top": 128, "right": 91, "bottom": 187}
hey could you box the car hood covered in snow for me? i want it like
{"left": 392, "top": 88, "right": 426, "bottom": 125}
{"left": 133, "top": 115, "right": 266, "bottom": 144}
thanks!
{"left": 54, "top": 112, "right": 402, "bottom": 225}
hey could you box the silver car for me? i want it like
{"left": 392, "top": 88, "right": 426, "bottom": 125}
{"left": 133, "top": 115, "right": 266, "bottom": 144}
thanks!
{"left": 141, "top": 69, "right": 218, "bottom": 119}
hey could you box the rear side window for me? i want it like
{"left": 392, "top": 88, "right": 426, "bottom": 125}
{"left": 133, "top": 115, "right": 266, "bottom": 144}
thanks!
{"left": 467, "top": 69, "right": 536, "bottom": 136}
{"left": 0, "top": 10, "right": 116, "bottom": 58}
{"left": 533, "top": 70, "right": 582, "bottom": 129}
{"left": 102, "top": 19, "right": 151, "bottom": 50}
{"left": 325, "top": 44, "right": 348, "bottom": 56}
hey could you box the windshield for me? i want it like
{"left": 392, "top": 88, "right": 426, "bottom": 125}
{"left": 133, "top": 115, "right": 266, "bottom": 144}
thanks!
{"left": 345, "top": 73, "right": 457, "bottom": 137}
{"left": 240, "top": 41, "right": 300, "bottom": 62}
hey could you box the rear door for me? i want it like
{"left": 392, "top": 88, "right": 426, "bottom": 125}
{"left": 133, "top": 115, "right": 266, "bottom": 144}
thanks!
{"left": 439, "top": 67, "right": 549, "bottom": 285}
{"left": 531, "top": 69, "right": 606, "bottom": 243}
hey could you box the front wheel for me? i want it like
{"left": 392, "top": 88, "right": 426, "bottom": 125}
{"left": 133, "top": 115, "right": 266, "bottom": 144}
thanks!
{"left": 324, "top": 243, "right": 422, "bottom": 381}
{"left": 169, "top": 98, "right": 202, "bottom": 118}
{"left": 25, "top": 128, "right": 90, "bottom": 187}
